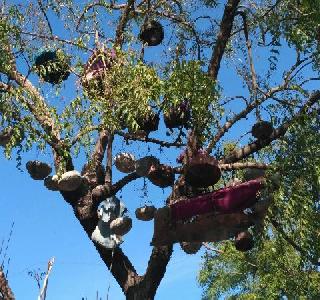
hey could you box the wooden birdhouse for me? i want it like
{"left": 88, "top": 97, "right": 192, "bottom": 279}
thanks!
{"left": 140, "top": 20, "right": 164, "bottom": 46}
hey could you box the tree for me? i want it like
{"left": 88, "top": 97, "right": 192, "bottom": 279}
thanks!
{"left": 0, "top": 0, "right": 319, "bottom": 299}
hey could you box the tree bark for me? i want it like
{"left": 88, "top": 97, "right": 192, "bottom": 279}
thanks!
{"left": 0, "top": 268, "right": 14, "bottom": 300}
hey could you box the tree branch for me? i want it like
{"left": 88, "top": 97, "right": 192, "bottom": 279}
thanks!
{"left": 115, "top": 0, "right": 135, "bottom": 47}
{"left": 208, "top": 0, "right": 241, "bottom": 80}
{"left": 0, "top": 268, "right": 14, "bottom": 300}
{"left": 219, "top": 162, "right": 270, "bottom": 171}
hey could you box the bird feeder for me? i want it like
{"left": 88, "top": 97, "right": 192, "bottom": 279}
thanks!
{"left": 184, "top": 152, "right": 221, "bottom": 188}
{"left": 136, "top": 111, "right": 159, "bottom": 133}
{"left": 147, "top": 164, "right": 175, "bottom": 188}
{"left": 180, "top": 242, "right": 202, "bottom": 254}
{"left": 252, "top": 121, "right": 273, "bottom": 140}
{"left": 114, "top": 152, "right": 136, "bottom": 173}
{"left": 34, "top": 50, "right": 70, "bottom": 84}
{"left": 58, "top": 170, "right": 83, "bottom": 191}
{"left": 164, "top": 100, "right": 190, "bottom": 129}
{"left": 44, "top": 175, "right": 59, "bottom": 191}
{"left": 135, "top": 156, "right": 160, "bottom": 177}
{"left": 110, "top": 217, "right": 132, "bottom": 236}
{"left": 135, "top": 205, "right": 156, "bottom": 221}
{"left": 234, "top": 231, "right": 254, "bottom": 252}
{"left": 139, "top": 20, "right": 164, "bottom": 46}
{"left": 26, "top": 160, "right": 52, "bottom": 180}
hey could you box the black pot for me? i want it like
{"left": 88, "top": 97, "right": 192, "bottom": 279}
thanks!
{"left": 252, "top": 121, "right": 273, "bottom": 140}
{"left": 34, "top": 50, "right": 70, "bottom": 84}
{"left": 139, "top": 20, "right": 164, "bottom": 46}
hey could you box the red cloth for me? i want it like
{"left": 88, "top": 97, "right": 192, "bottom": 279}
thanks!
{"left": 170, "top": 178, "right": 264, "bottom": 221}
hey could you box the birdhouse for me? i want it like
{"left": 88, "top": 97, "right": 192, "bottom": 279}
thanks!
{"left": 26, "top": 160, "right": 52, "bottom": 180}
{"left": 184, "top": 152, "right": 221, "bottom": 188}
{"left": 252, "top": 121, "right": 273, "bottom": 140}
{"left": 114, "top": 152, "right": 136, "bottom": 173}
{"left": 135, "top": 205, "right": 156, "bottom": 221}
{"left": 164, "top": 100, "right": 190, "bottom": 129}
{"left": 135, "top": 156, "right": 160, "bottom": 177}
{"left": 34, "top": 50, "right": 70, "bottom": 84}
{"left": 234, "top": 231, "right": 254, "bottom": 252}
{"left": 44, "top": 175, "right": 59, "bottom": 191}
{"left": 110, "top": 217, "right": 132, "bottom": 236}
{"left": 180, "top": 242, "right": 202, "bottom": 254}
{"left": 58, "top": 170, "right": 83, "bottom": 191}
{"left": 147, "top": 164, "right": 175, "bottom": 188}
{"left": 139, "top": 20, "right": 164, "bottom": 46}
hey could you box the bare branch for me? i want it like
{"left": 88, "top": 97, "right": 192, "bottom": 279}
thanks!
{"left": 219, "top": 162, "right": 270, "bottom": 171}
{"left": 37, "top": 0, "right": 53, "bottom": 35}
{"left": 110, "top": 172, "right": 141, "bottom": 196}
{"left": 115, "top": 0, "right": 135, "bottom": 47}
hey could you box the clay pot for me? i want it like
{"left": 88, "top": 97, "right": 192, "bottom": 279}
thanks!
{"left": 180, "top": 242, "right": 202, "bottom": 254}
{"left": 252, "top": 121, "right": 273, "bottom": 140}
{"left": 110, "top": 217, "right": 132, "bottom": 235}
{"left": 136, "top": 111, "right": 159, "bottom": 132}
{"left": 0, "top": 127, "right": 13, "bottom": 147}
{"left": 147, "top": 164, "right": 175, "bottom": 188}
{"left": 184, "top": 153, "right": 221, "bottom": 188}
{"left": 235, "top": 231, "right": 254, "bottom": 252}
{"left": 243, "top": 168, "right": 265, "bottom": 181}
{"left": 139, "top": 20, "right": 164, "bottom": 46}
{"left": 164, "top": 100, "right": 190, "bottom": 129}
{"left": 58, "top": 170, "right": 83, "bottom": 191}
{"left": 135, "top": 156, "right": 160, "bottom": 177}
{"left": 135, "top": 205, "right": 156, "bottom": 221}
{"left": 44, "top": 175, "right": 59, "bottom": 191}
{"left": 114, "top": 152, "right": 136, "bottom": 173}
{"left": 34, "top": 50, "right": 70, "bottom": 84}
{"left": 26, "top": 161, "right": 52, "bottom": 180}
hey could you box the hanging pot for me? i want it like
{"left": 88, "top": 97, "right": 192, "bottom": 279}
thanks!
{"left": 243, "top": 168, "right": 265, "bottom": 181}
{"left": 235, "top": 231, "right": 254, "bottom": 252}
{"left": 34, "top": 50, "right": 70, "bottom": 84}
{"left": 110, "top": 216, "right": 132, "bottom": 236}
{"left": 26, "top": 160, "right": 52, "bottom": 180}
{"left": 184, "top": 152, "right": 221, "bottom": 188}
{"left": 147, "top": 164, "right": 175, "bottom": 188}
{"left": 252, "top": 121, "right": 273, "bottom": 140}
{"left": 180, "top": 242, "right": 202, "bottom": 254}
{"left": 139, "top": 20, "right": 164, "bottom": 46}
{"left": 135, "top": 156, "right": 160, "bottom": 177}
{"left": 164, "top": 100, "right": 191, "bottom": 129}
{"left": 44, "top": 175, "right": 59, "bottom": 191}
{"left": 114, "top": 152, "right": 136, "bottom": 173}
{"left": 58, "top": 170, "right": 83, "bottom": 191}
{"left": 136, "top": 111, "right": 159, "bottom": 133}
{"left": 0, "top": 127, "right": 13, "bottom": 147}
{"left": 135, "top": 205, "right": 156, "bottom": 221}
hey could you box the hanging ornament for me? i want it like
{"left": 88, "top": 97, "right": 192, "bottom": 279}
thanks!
{"left": 135, "top": 205, "right": 156, "bottom": 221}
{"left": 184, "top": 152, "right": 221, "bottom": 188}
{"left": 58, "top": 170, "right": 83, "bottom": 191}
{"left": 135, "top": 156, "right": 160, "bottom": 177}
{"left": 147, "top": 164, "right": 175, "bottom": 188}
{"left": 252, "top": 121, "right": 273, "bottom": 140}
{"left": 164, "top": 99, "right": 191, "bottom": 129}
{"left": 114, "top": 152, "right": 136, "bottom": 173}
{"left": 139, "top": 20, "right": 164, "bottom": 46}
{"left": 234, "top": 231, "right": 254, "bottom": 252}
{"left": 110, "top": 217, "right": 132, "bottom": 236}
{"left": 180, "top": 242, "right": 202, "bottom": 254}
{"left": 44, "top": 175, "right": 59, "bottom": 191}
{"left": 26, "top": 161, "right": 52, "bottom": 180}
{"left": 34, "top": 49, "right": 71, "bottom": 84}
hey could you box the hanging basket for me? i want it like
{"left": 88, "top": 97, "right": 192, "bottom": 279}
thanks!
{"left": 180, "top": 242, "right": 202, "bottom": 254}
{"left": 147, "top": 164, "right": 175, "bottom": 188}
{"left": 34, "top": 50, "right": 71, "bottom": 84}
{"left": 0, "top": 127, "right": 13, "bottom": 147}
{"left": 135, "top": 205, "right": 156, "bottom": 221}
{"left": 44, "top": 175, "right": 59, "bottom": 191}
{"left": 58, "top": 170, "right": 83, "bottom": 191}
{"left": 184, "top": 153, "right": 221, "bottom": 188}
{"left": 135, "top": 156, "right": 160, "bottom": 177}
{"left": 252, "top": 121, "right": 273, "bottom": 140}
{"left": 114, "top": 152, "right": 136, "bottom": 173}
{"left": 235, "top": 231, "right": 254, "bottom": 252}
{"left": 26, "top": 160, "right": 52, "bottom": 180}
{"left": 110, "top": 217, "right": 132, "bottom": 236}
{"left": 136, "top": 111, "right": 159, "bottom": 133}
{"left": 164, "top": 100, "right": 190, "bottom": 129}
{"left": 139, "top": 20, "right": 164, "bottom": 46}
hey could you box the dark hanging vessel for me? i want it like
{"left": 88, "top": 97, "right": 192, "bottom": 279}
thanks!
{"left": 147, "top": 164, "right": 175, "bottom": 188}
{"left": 139, "top": 20, "right": 164, "bottom": 46}
{"left": 184, "top": 152, "right": 221, "bottom": 188}
{"left": 164, "top": 100, "right": 191, "bottom": 129}
{"left": 34, "top": 50, "right": 70, "bottom": 84}
{"left": 235, "top": 231, "right": 254, "bottom": 252}
{"left": 136, "top": 111, "right": 160, "bottom": 133}
{"left": 26, "top": 160, "right": 52, "bottom": 180}
{"left": 252, "top": 121, "right": 273, "bottom": 140}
